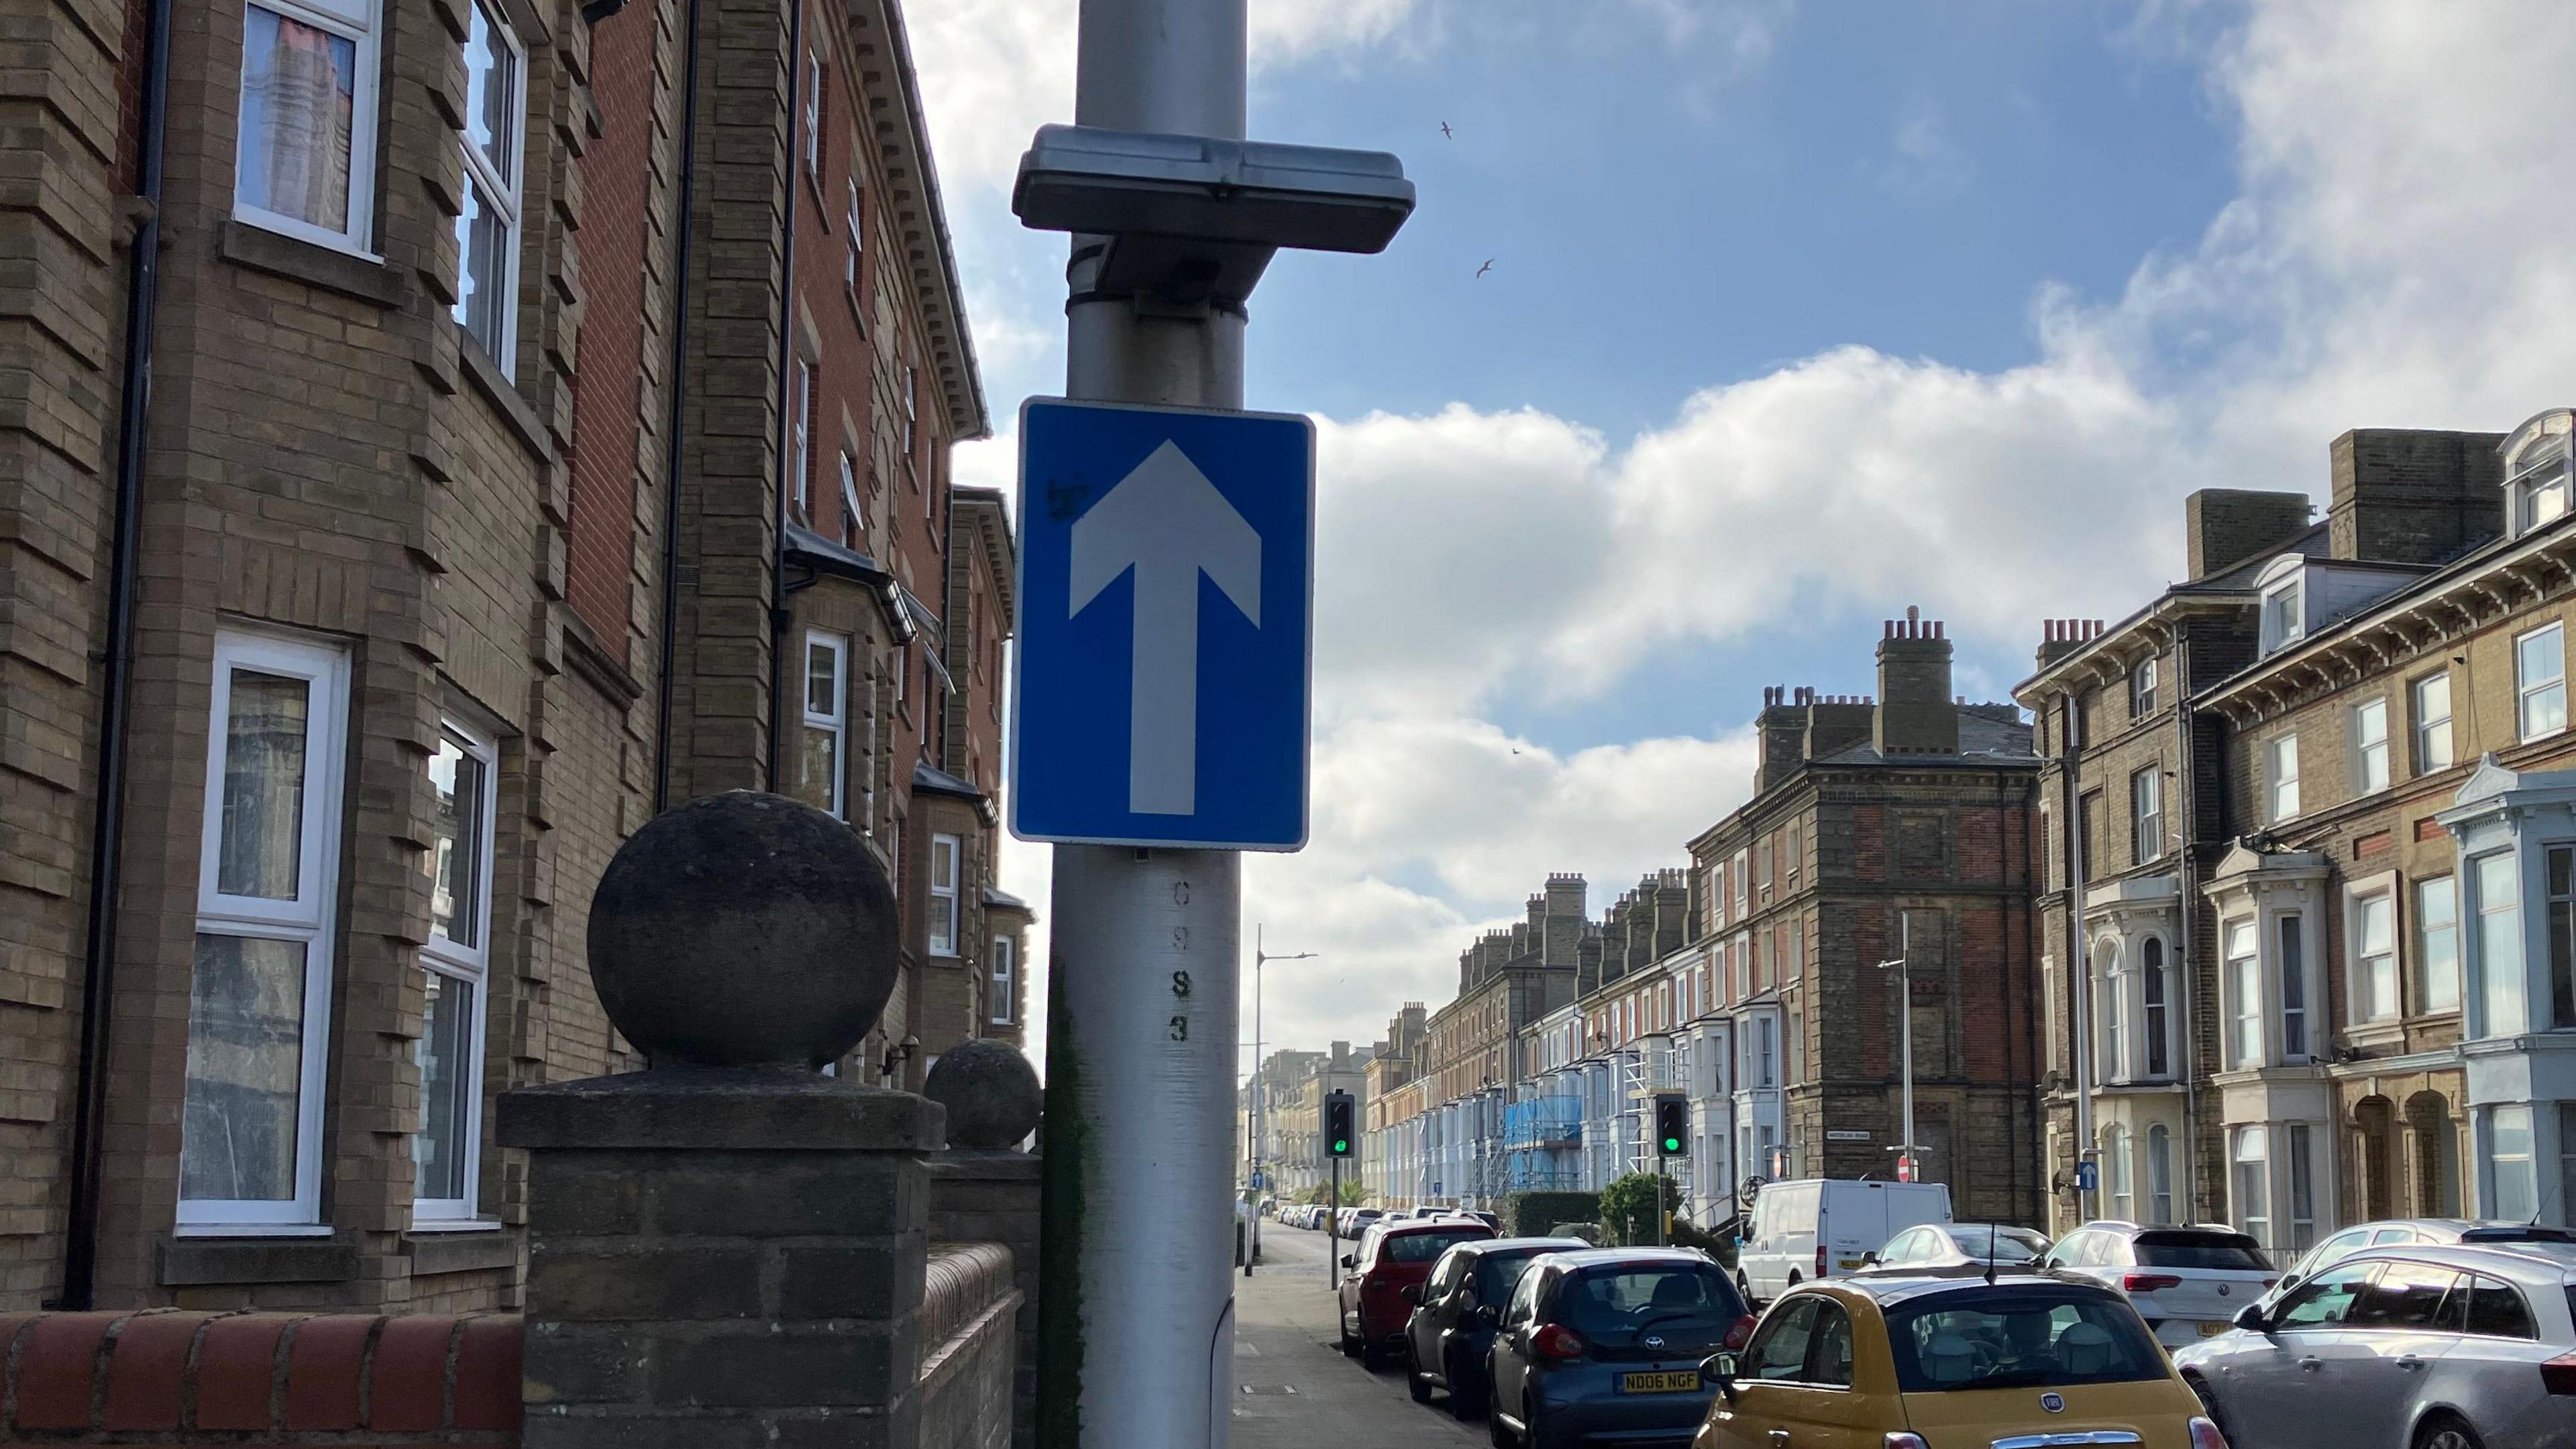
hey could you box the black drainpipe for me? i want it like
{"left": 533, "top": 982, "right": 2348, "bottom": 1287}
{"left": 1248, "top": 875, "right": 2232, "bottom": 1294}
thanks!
{"left": 59, "top": 0, "right": 173, "bottom": 1312}
{"left": 763, "top": 0, "right": 808, "bottom": 793}
{"left": 653, "top": 0, "right": 709, "bottom": 813}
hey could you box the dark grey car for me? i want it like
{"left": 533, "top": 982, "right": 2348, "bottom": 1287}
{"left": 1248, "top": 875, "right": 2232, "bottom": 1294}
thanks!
{"left": 1485, "top": 1248, "right": 1752, "bottom": 1449}
{"left": 2173, "top": 1242, "right": 2576, "bottom": 1449}
{"left": 1404, "top": 1236, "right": 1591, "bottom": 1419}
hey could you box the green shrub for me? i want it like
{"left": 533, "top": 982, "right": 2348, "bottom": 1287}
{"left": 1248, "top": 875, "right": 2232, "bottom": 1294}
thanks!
{"left": 1504, "top": 1190, "right": 1599, "bottom": 1237}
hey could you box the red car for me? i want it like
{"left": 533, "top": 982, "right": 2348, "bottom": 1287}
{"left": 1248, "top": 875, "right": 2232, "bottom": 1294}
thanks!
{"left": 1338, "top": 1218, "right": 1495, "bottom": 1368}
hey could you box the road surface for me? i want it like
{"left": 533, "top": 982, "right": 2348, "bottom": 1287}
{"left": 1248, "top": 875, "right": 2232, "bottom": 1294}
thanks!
{"left": 1232, "top": 1222, "right": 1487, "bottom": 1446}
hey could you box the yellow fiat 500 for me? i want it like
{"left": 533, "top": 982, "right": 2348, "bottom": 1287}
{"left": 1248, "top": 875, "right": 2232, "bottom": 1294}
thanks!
{"left": 1693, "top": 1275, "right": 2230, "bottom": 1449}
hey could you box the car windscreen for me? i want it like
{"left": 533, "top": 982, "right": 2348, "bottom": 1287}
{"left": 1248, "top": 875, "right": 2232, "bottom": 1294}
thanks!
{"left": 1945, "top": 1226, "right": 2049, "bottom": 1262}
{"left": 1886, "top": 1287, "right": 2167, "bottom": 1393}
{"left": 1554, "top": 1265, "right": 1742, "bottom": 1349}
{"left": 2133, "top": 1231, "right": 2269, "bottom": 1270}
{"left": 1471, "top": 1250, "right": 1553, "bottom": 1303}
{"left": 1382, "top": 1230, "right": 1487, "bottom": 1264}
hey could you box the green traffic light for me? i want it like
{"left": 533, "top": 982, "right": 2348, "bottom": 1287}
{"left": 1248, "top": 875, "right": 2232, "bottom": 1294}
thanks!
{"left": 1334, "top": 1139, "right": 1349, "bottom": 1153}
{"left": 1662, "top": 1138, "right": 1682, "bottom": 1152}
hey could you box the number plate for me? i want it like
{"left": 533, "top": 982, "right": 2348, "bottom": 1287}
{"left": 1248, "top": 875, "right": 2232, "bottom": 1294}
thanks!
{"left": 2198, "top": 1321, "right": 2230, "bottom": 1337}
{"left": 1620, "top": 1371, "right": 1701, "bottom": 1393}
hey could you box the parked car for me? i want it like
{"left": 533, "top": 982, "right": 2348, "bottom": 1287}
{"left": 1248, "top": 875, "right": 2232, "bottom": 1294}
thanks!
{"left": 1339, "top": 1217, "right": 1497, "bottom": 1368}
{"left": 2044, "top": 1221, "right": 2277, "bottom": 1348}
{"left": 1735, "top": 1178, "right": 1953, "bottom": 1305}
{"left": 2278, "top": 1218, "right": 2576, "bottom": 1292}
{"left": 1485, "top": 1247, "right": 1752, "bottom": 1449}
{"left": 1697, "top": 1275, "right": 2224, "bottom": 1449}
{"left": 2174, "top": 1242, "right": 2576, "bottom": 1449}
{"left": 1857, "top": 1222, "right": 2052, "bottom": 1278}
{"left": 1346, "top": 1207, "right": 1384, "bottom": 1239}
{"left": 1466, "top": 1210, "right": 1503, "bottom": 1232}
{"left": 1403, "top": 1236, "right": 1592, "bottom": 1418}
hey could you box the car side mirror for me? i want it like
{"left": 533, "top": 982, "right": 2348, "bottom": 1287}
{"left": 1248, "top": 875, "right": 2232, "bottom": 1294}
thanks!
{"left": 2231, "top": 1303, "right": 2269, "bottom": 1334}
{"left": 1699, "top": 1351, "right": 1738, "bottom": 1400}
{"left": 1475, "top": 1305, "right": 1502, "bottom": 1328}
{"left": 1341, "top": 1254, "right": 1357, "bottom": 1270}
{"left": 1860, "top": 1251, "right": 1879, "bottom": 1267}
{"left": 1402, "top": 1284, "right": 1424, "bottom": 1305}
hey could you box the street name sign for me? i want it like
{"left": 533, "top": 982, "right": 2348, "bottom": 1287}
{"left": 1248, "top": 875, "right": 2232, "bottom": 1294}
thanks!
{"left": 1010, "top": 397, "right": 1315, "bottom": 849}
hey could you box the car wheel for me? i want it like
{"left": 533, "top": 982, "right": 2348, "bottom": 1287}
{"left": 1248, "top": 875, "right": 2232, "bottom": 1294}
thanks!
{"left": 1736, "top": 1272, "right": 1756, "bottom": 1308}
{"left": 2182, "top": 1373, "right": 2230, "bottom": 1442}
{"left": 1338, "top": 1309, "right": 1361, "bottom": 1358}
{"left": 1360, "top": 1336, "right": 1387, "bottom": 1371}
{"left": 1448, "top": 1350, "right": 1487, "bottom": 1421}
{"left": 2414, "top": 1414, "right": 2485, "bottom": 1449}
{"left": 1487, "top": 1393, "right": 1515, "bottom": 1449}
{"left": 1407, "top": 1342, "right": 1434, "bottom": 1403}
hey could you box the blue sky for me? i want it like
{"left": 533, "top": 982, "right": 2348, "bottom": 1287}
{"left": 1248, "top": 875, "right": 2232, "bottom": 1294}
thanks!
{"left": 909, "top": 0, "right": 2576, "bottom": 1065}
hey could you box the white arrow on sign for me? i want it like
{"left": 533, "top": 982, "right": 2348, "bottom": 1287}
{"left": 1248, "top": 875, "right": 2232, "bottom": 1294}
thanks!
{"left": 1069, "top": 439, "right": 1261, "bottom": 816}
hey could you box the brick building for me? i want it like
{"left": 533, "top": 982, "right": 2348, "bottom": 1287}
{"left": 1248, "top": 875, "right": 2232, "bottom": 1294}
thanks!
{"left": 2021, "top": 415, "right": 2576, "bottom": 1250}
{"left": 0, "top": 0, "right": 1024, "bottom": 1314}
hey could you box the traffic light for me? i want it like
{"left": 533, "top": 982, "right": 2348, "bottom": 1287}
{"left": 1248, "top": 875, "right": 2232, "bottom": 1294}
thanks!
{"left": 1654, "top": 1094, "right": 1688, "bottom": 1158}
{"left": 1324, "top": 1091, "right": 1356, "bottom": 1158}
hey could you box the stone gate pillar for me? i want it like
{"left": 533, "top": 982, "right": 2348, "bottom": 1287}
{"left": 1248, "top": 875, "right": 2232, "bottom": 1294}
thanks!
{"left": 500, "top": 792, "right": 943, "bottom": 1448}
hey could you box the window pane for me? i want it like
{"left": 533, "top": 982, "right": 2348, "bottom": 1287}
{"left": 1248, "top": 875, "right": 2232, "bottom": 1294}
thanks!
{"left": 217, "top": 668, "right": 311, "bottom": 900}
{"left": 238, "top": 6, "right": 356, "bottom": 231}
{"left": 428, "top": 736, "right": 486, "bottom": 949}
{"left": 413, "top": 971, "right": 474, "bottom": 1201}
{"left": 797, "top": 726, "right": 839, "bottom": 815}
{"left": 182, "top": 934, "right": 307, "bottom": 1201}
{"left": 455, "top": 173, "right": 511, "bottom": 355}
{"left": 2479, "top": 853, "right": 2524, "bottom": 1035}
{"left": 2522, "top": 627, "right": 2567, "bottom": 738}
{"left": 806, "top": 640, "right": 839, "bottom": 718}
{"left": 2420, "top": 877, "right": 2460, "bottom": 1013}
{"left": 462, "top": 0, "right": 516, "bottom": 183}
{"left": 2279, "top": 916, "right": 2306, "bottom": 1057}
{"left": 2493, "top": 1106, "right": 2536, "bottom": 1222}
{"left": 2468, "top": 1275, "right": 2536, "bottom": 1338}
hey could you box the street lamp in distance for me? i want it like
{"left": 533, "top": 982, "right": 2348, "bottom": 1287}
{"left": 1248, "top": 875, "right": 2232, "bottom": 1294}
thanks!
{"left": 1246, "top": 923, "right": 1316, "bottom": 1275}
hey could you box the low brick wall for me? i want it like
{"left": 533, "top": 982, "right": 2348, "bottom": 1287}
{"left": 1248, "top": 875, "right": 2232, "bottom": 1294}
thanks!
{"left": 917, "top": 1243, "right": 1019, "bottom": 1449}
{"left": 927, "top": 1150, "right": 1038, "bottom": 1449}
{"left": 0, "top": 1311, "right": 521, "bottom": 1444}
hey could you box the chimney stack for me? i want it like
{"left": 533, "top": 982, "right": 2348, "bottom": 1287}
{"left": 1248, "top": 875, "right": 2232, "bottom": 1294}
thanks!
{"left": 1876, "top": 606, "right": 1957, "bottom": 756}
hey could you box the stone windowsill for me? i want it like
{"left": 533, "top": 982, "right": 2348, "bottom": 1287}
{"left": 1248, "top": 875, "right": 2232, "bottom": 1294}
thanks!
{"left": 159, "top": 1233, "right": 359, "bottom": 1287}
{"left": 458, "top": 336, "right": 554, "bottom": 462}
{"left": 407, "top": 1226, "right": 519, "bottom": 1277}
{"left": 219, "top": 219, "right": 407, "bottom": 309}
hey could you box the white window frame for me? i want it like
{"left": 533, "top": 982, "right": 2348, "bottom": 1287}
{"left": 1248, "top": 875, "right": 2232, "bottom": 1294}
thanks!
{"left": 2518, "top": 622, "right": 2567, "bottom": 743}
{"left": 2354, "top": 697, "right": 2389, "bottom": 795}
{"left": 790, "top": 354, "right": 815, "bottom": 521}
{"left": 2414, "top": 671, "right": 2454, "bottom": 773}
{"left": 234, "top": 0, "right": 383, "bottom": 256}
{"left": 2261, "top": 575, "right": 2304, "bottom": 653}
{"left": 2233, "top": 1125, "right": 2270, "bottom": 1250}
{"left": 802, "top": 631, "right": 848, "bottom": 818}
{"left": 2224, "top": 918, "right": 2261, "bottom": 1069}
{"left": 903, "top": 363, "right": 920, "bottom": 475}
{"left": 839, "top": 450, "right": 863, "bottom": 551}
{"left": 2418, "top": 873, "right": 2461, "bottom": 1014}
{"left": 2278, "top": 912, "right": 2310, "bottom": 1061}
{"left": 2348, "top": 883, "right": 2399, "bottom": 1024}
{"left": 2097, "top": 941, "right": 2126, "bottom": 1085}
{"left": 2485, "top": 1104, "right": 2537, "bottom": 1221}
{"left": 928, "top": 832, "right": 961, "bottom": 957}
{"left": 2511, "top": 433, "right": 2571, "bottom": 536}
{"left": 183, "top": 629, "right": 350, "bottom": 1231}
{"left": 451, "top": 0, "right": 526, "bottom": 362}
{"left": 801, "top": 46, "right": 824, "bottom": 175}
{"left": 844, "top": 180, "right": 864, "bottom": 301}
{"left": 2286, "top": 1122, "right": 2316, "bottom": 1252}
{"left": 415, "top": 718, "right": 498, "bottom": 1224}
{"left": 2131, "top": 656, "right": 2157, "bottom": 718}
{"left": 990, "top": 934, "right": 1015, "bottom": 1024}
{"left": 2104, "top": 1124, "right": 2131, "bottom": 1222}
{"left": 2142, "top": 936, "right": 2170, "bottom": 1079}
{"left": 2147, "top": 1123, "right": 2174, "bottom": 1225}
{"left": 2268, "top": 734, "right": 2300, "bottom": 823}
{"left": 2474, "top": 850, "right": 2526, "bottom": 1038}
{"left": 2131, "top": 765, "right": 2162, "bottom": 865}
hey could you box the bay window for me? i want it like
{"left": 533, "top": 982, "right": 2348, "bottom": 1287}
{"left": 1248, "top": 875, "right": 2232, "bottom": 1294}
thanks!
{"left": 928, "top": 833, "right": 960, "bottom": 955}
{"left": 2355, "top": 698, "right": 2389, "bottom": 794}
{"left": 2418, "top": 875, "right": 2460, "bottom": 1013}
{"left": 2487, "top": 1105, "right": 2536, "bottom": 1222}
{"left": 2233, "top": 1126, "right": 2269, "bottom": 1248}
{"left": 2098, "top": 944, "right": 2127, "bottom": 1083}
{"left": 182, "top": 631, "right": 349, "bottom": 1228}
{"left": 415, "top": 721, "right": 496, "bottom": 1222}
{"left": 2476, "top": 851, "right": 2525, "bottom": 1037}
{"left": 2279, "top": 914, "right": 2308, "bottom": 1059}
{"left": 799, "top": 633, "right": 847, "bottom": 817}
{"left": 453, "top": 0, "right": 525, "bottom": 360}
{"left": 2226, "top": 920, "right": 2261, "bottom": 1069}
{"left": 2518, "top": 622, "right": 2567, "bottom": 742}
{"left": 235, "top": 0, "right": 380, "bottom": 252}
{"left": 990, "top": 936, "right": 1014, "bottom": 1025}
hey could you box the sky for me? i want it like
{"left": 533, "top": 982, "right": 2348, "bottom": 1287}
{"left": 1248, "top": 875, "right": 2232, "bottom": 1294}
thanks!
{"left": 903, "top": 0, "right": 2576, "bottom": 1081}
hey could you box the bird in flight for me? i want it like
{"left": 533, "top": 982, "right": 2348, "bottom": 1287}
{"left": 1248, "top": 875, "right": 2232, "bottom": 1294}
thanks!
{"left": 1440, "top": 121, "right": 1453, "bottom": 140}
{"left": 1477, "top": 258, "right": 1494, "bottom": 278}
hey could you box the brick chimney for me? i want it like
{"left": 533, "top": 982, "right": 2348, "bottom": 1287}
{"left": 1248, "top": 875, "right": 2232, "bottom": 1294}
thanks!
{"left": 2034, "top": 617, "right": 2105, "bottom": 672}
{"left": 1875, "top": 607, "right": 1957, "bottom": 756}
{"left": 2328, "top": 428, "right": 2506, "bottom": 564}
{"left": 1756, "top": 686, "right": 1809, "bottom": 793}
{"left": 2185, "top": 489, "right": 2312, "bottom": 580}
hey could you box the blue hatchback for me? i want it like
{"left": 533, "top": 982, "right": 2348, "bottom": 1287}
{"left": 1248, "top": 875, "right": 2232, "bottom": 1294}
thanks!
{"left": 1486, "top": 1248, "right": 1754, "bottom": 1449}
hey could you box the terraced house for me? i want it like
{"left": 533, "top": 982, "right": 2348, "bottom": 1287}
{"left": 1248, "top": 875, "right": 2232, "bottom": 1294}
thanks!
{"left": 0, "top": 0, "right": 1025, "bottom": 1313}
{"left": 2020, "top": 416, "right": 2576, "bottom": 1250}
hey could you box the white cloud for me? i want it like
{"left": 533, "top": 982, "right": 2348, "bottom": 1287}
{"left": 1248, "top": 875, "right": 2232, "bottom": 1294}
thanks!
{"left": 993, "top": 0, "right": 2576, "bottom": 1084}
{"left": 1878, "top": 96, "right": 1974, "bottom": 199}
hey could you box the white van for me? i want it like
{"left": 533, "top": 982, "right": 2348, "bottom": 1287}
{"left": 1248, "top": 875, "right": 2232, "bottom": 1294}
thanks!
{"left": 1734, "top": 1178, "right": 1952, "bottom": 1305}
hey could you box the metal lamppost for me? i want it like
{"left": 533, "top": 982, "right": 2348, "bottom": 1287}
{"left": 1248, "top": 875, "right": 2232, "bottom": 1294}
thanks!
{"left": 1246, "top": 923, "right": 1315, "bottom": 1273}
{"left": 1877, "top": 910, "right": 1921, "bottom": 1184}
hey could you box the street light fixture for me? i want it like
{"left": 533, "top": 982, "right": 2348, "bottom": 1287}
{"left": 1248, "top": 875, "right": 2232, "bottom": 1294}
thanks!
{"left": 1246, "top": 923, "right": 1316, "bottom": 1275}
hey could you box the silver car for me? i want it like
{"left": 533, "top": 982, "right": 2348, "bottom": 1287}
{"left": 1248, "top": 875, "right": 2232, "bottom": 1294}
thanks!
{"left": 2278, "top": 1218, "right": 2576, "bottom": 1292}
{"left": 2173, "top": 1242, "right": 2576, "bottom": 1449}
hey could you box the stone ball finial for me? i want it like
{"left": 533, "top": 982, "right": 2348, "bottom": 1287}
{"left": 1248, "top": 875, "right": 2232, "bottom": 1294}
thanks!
{"left": 589, "top": 791, "right": 898, "bottom": 1069}
{"left": 922, "top": 1039, "right": 1043, "bottom": 1148}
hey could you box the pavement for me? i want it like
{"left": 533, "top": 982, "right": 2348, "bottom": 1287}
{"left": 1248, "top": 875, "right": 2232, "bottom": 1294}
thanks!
{"left": 1232, "top": 1222, "right": 1488, "bottom": 1447}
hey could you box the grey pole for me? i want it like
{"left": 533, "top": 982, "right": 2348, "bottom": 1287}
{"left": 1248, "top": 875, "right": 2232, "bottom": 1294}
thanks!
{"left": 1042, "top": 3, "right": 1248, "bottom": 1445}
{"left": 1878, "top": 910, "right": 1919, "bottom": 1185}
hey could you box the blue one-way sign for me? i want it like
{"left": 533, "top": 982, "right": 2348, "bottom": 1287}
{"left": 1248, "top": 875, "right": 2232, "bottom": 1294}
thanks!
{"left": 1010, "top": 398, "right": 1314, "bottom": 850}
